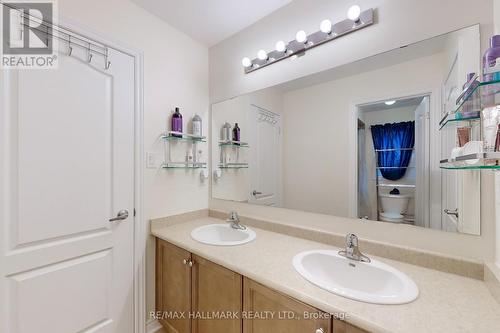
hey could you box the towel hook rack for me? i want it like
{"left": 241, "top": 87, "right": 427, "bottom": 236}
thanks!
{"left": 104, "top": 47, "right": 111, "bottom": 70}
{"left": 68, "top": 36, "right": 73, "bottom": 56}
{"left": 87, "top": 42, "right": 93, "bottom": 63}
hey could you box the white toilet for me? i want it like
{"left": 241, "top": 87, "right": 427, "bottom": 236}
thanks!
{"left": 379, "top": 192, "right": 410, "bottom": 223}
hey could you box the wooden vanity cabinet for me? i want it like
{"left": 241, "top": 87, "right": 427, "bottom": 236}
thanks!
{"left": 156, "top": 239, "right": 242, "bottom": 333}
{"left": 333, "top": 320, "right": 369, "bottom": 333}
{"left": 156, "top": 239, "right": 369, "bottom": 333}
{"left": 191, "top": 254, "right": 242, "bottom": 333}
{"left": 243, "top": 278, "right": 331, "bottom": 333}
{"left": 156, "top": 240, "right": 192, "bottom": 333}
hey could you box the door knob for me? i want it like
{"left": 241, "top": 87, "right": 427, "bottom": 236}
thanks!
{"left": 252, "top": 190, "right": 263, "bottom": 196}
{"left": 109, "top": 209, "right": 129, "bottom": 222}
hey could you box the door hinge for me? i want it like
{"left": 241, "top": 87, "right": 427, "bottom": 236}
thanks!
{"left": 133, "top": 208, "right": 136, "bottom": 217}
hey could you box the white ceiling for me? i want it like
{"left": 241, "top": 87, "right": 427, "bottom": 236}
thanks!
{"left": 132, "top": 0, "right": 293, "bottom": 47}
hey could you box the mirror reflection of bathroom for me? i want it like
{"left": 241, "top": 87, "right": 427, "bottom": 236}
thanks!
{"left": 357, "top": 96, "right": 430, "bottom": 226}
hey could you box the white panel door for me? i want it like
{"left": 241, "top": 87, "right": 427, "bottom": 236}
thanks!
{"left": 0, "top": 36, "right": 135, "bottom": 332}
{"left": 248, "top": 105, "right": 281, "bottom": 206}
{"left": 414, "top": 97, "right": 431, "bottom": 228}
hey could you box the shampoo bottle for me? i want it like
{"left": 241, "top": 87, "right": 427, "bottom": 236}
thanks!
{"left": 171, "top": 107, "right": 183, "bottom": 137}
{"left": 483, "top": 35, "right": 500, "bottom": 82}
{"left": 192, "top": 114, "right": 202, "bottom": 137}
{"left": 232, "top": 123, "right": 241, "bottom": 144}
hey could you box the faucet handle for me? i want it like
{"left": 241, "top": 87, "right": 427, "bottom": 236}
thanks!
{"left": 346, "top": 233, "right": 358, "bottom": 247}
{"left": 228, "top": 211, "right": 239, "bottom": 220}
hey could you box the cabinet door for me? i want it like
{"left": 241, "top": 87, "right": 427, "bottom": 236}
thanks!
{"left": 243, "top": 278, "right": 331, "bottom": 333}
{"left": 333, "top": 319, "right": 369, "bottom": 333}
{"left": 192, "top": 255, "right": 242, "bottom": 333}
{"left": 156, "top": 239, "right": 192, "bottom": 333}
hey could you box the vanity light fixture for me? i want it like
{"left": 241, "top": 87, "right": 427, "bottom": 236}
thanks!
{"left": 275, "top": 40, "right": 287, "bottom": 53}
{"left": 241, "top": 57, "right": 252, "bottom": 68}
{"left": 295, "top": 30, "right": 308, "bottom": 43}
{"left": 385, "top": 100, "right": 396, "bottom": 106}
{"left": 320, "top": 19, "right": 332, "bottom": 34}
{"left": 241, "top": 5, "right": 374, "bottom": 74}
{"left": 347, "top": 5, "right": 362, "bottom": 22}
{"left": 257, "top": 49, "right": 268, "bottom": 61}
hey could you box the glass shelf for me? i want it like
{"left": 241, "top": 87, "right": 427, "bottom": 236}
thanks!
{"left": 438, "top": 114, "right": 480, "bottom": 130}
{"left": 219, "top": 140, "right": 249, "bottom": 148}
{"left": 162, "top": 131, "right": 206, "bottom": 142}
{"left": 218, "top": 163, "right": 249, "bottom": 169}
{"left": 439, "top": 79, "right": 500, "bottom": 130}
{"left": 440, "top": 152, "right": 500, "bottom": 170}
{"left": 162, "top": 162, "right": 207, "bottom": 169}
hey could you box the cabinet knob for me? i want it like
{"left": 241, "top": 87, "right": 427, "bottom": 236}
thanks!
{"left": 315, "top": 329, "right": 324, "bottom": 333}
{"left": 188, "top": 260, "right": 194, "bottom": 267}
{"left": 182, "top": 259, "right": 188, "bottom": 265}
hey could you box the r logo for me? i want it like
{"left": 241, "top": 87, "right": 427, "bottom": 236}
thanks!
{"left": 2, "top": 2, "right": 53, "bottom": 55}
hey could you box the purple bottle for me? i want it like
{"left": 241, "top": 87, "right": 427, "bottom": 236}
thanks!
{"left": 171, "top": 107, "right": 183, "bottom": 137}
{"left": 232, "top": 123, "right": 240, "bottom": 144}
{"left": 483, "top": 35, "right": 500, "bottom": 82}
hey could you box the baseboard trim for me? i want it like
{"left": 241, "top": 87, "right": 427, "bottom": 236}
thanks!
{"left": 146, "top": 320, "right": 163, "bottom": 333}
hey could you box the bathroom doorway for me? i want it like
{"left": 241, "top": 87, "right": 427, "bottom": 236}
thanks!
{"left": 356, "top": 95, "right": 431, "bottom": 227}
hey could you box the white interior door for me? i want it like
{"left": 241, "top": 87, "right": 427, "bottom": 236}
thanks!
{"left": 414, "top": 97, "right": 431, "bottom": 228}
{"left": 0, "top": 33, "right": 136, "bottom": 333}
{"left": 248, "top": 105, "right": 281, "bottom": 206}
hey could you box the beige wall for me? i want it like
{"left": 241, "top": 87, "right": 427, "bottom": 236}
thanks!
{"left": 59, "top": 0, "right": 209, "bottom": 324}
{"left": 209, "top": 0, "right": 497, "bottom": 262}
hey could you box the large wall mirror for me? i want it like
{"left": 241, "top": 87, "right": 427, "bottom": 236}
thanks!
{"left": 211, "top": 25, "right": 482, "bottom": 235}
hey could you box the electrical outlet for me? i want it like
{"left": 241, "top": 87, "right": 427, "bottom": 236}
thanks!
{"left": 146, "top": 152, "right": 158, "bottom": 168}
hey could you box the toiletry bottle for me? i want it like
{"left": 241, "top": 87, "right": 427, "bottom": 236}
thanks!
{"left": 483, "top": 35, "right": 500, "bottom": 82}
{"left": 171, "top": 107, "right": 183, "bottom": 137}
{"left": 232, "top": 123, "right": 241, "bottom": 145}
{"left": 192, "top": 114, "right": 202, "bottom": 138}
{"left": 222, "top": 122, "right": 231, "bottom": 142}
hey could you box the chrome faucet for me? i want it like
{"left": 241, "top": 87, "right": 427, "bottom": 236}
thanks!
{"left": 338, "top": 233, "right": 371, "bottom": 263}
{"left": 227, "top": 211, "right": 246, "bottom": 230}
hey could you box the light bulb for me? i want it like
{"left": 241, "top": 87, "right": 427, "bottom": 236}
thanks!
{"left": 257, "top": 49, "right": 268, "bottom": 60}
{"left": 241, "top": 57, "right": 252, "bottom": 68}
{"left": 320, "top": 19, "right": 332, "bottom": 34}
{"left": 295, "top": 30, "right": 307, "bottom": 43}
{"left": 275, "top": 40, "right": 286, "bottom": 52}
{"left": 347, "top": 5, "right": 361, "bottom": 21}
{"left": 384, "top": 100, "right": 396, "bottom": 106}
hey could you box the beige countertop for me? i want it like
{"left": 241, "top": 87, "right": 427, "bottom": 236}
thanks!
{"left": 151, "top": 217, "right": 500, "bottom": 333}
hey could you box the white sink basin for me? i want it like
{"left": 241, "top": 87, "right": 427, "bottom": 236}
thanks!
{"left": 293, "top": 250, "right": 418, "bottom": 304}
{"left": 191, "top": 224, "right": 256, "bottom": 246}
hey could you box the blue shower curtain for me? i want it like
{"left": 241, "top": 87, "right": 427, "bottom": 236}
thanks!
{"left": 371, "top": 121, "right": 415, "bottom": 181}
